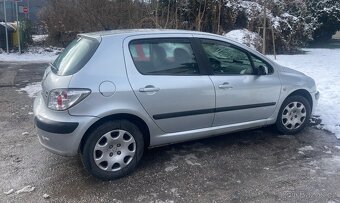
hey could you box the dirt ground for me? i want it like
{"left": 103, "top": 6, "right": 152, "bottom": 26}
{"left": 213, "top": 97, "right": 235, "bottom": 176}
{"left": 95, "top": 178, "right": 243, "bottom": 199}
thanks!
{"left": 0, "top": 62, "right": 340, "bottom": 203}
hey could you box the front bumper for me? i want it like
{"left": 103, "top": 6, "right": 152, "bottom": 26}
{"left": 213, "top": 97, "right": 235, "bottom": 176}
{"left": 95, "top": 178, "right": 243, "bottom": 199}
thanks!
{"left": 33, "top": 93, "right": 99, "bottom": 156}
{"left": 311, "top": 91, "right": 320, "bottom": 115}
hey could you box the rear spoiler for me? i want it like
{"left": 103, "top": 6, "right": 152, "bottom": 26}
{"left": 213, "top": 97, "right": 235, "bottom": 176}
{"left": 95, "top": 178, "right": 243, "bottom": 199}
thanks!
{"left": 77, "top": 34, "right": 102, "bottom": 43}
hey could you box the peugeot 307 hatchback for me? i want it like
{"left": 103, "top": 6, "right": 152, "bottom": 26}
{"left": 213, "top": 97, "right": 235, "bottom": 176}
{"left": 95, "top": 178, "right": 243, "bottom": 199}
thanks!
{"left": 34, "top": 29, "right": 319, "bottom": 180}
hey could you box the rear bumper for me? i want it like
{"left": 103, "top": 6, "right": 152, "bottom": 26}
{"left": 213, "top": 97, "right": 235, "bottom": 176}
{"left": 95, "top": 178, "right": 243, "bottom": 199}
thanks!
{"left": 34, "top": 117, "right": 79, "bottom": 134}
{"left": 33, "top": 93, "right": 99, "bottom": 156}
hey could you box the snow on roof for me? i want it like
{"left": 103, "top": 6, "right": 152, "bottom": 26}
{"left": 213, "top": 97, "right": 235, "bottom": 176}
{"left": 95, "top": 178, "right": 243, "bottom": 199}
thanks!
{"left": 0, "top": 22, "right": 16, "bottom": 31}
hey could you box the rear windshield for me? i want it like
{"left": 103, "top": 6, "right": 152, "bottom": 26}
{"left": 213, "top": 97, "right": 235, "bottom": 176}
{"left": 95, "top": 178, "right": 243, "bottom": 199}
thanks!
{"left": 51, "top": 37, "right": 100, "bottom": 76}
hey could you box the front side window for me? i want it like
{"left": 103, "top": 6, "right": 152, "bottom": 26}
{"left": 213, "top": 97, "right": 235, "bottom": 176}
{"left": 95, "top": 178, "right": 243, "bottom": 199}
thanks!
{"left": 201, "top": 40, "right": 253, "bottom": 75}
{"left": 251, "top": 55, "right": 274, "bottom": 74}
{"left": 129, "top": 39, "right": 199, "bottom": 75}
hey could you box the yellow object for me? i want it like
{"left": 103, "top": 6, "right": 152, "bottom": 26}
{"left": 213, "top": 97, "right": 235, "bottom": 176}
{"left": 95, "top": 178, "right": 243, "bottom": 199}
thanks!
{"left": 10, "top": 22, "right": 19, "bottom": 46}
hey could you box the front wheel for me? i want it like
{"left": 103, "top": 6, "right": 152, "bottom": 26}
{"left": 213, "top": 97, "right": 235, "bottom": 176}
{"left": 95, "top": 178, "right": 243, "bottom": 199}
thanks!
{"left": 276, "top": 95, "right": 311, "bottom": 135}
{"left": 81, "top": 120, "right": 144, "bottom": 180}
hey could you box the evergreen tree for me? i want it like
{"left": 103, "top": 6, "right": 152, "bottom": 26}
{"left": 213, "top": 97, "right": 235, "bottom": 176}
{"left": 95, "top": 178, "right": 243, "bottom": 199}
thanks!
{"left": 307, "top": 0, "right": 340, "bottom": 41}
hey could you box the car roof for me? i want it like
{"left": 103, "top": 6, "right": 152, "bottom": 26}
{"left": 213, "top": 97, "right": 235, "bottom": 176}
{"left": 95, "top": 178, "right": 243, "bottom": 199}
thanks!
{"left": 81, "top": 29, "right": 215, "bottom": 38}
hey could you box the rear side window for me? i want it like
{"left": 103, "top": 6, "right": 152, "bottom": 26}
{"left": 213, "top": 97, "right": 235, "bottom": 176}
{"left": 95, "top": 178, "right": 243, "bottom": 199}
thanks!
{"left": 52, "top": 37, "right": 100, "bottom": 76}
{"left": 129, "top": 39, "right": 200, "bottom": 75}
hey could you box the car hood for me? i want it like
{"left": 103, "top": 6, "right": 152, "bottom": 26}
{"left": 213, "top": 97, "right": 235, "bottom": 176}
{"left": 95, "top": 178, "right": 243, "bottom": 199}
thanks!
{"left": 278, "top": 65, "right": 317, "bottom": 93}
{"left": 279, "top": 65, "right": 306, "bottom": 76}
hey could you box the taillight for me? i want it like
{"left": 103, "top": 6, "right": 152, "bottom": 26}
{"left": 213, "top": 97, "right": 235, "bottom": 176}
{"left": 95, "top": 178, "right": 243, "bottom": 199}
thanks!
{"left": 47, "top": 88, "right": 91, "bottom": 111}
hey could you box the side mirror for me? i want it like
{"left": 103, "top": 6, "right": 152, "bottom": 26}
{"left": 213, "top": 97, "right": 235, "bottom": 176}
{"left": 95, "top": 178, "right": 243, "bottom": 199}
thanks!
{"left": 257, "top": 65, "right": 269, "bottom": 75}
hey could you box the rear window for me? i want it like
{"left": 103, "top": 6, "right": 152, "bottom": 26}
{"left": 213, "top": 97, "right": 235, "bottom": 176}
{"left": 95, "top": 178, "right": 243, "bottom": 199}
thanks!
{"left": 52, "top": 37, "right": 100, "bottom": 76}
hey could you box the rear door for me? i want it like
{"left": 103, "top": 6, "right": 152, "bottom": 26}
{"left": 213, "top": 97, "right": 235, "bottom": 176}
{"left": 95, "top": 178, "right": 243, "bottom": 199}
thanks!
{"left": 124, "top": 34, "right": 215, "bottom": 133}
{"left": 195, "top": 36, "right": 281, "bottom": 127}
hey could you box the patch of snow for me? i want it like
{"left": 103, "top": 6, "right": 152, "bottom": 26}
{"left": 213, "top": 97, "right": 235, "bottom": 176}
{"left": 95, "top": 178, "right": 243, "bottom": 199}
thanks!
{"left": 165, "top": 165, "right": 178, "bottom": 172}
{"left": 322, "top": 156, "right": 340, "bottom": 173}
{"left": 15, "top": 185, "right": 35, "bottom": 194}
{"left": 4, "top": 189, "right": 14, "bottom": 195}
{"left": 335, "top": 146, "right": 340, "bottom": 150}
{"left": 17, "top": 82, "right": 42, "bottom": 98}
{"left": 169, "top": 152, "right": 202, "bottom": 167}
{"left": 0, "top": 22, "right": 16, "bottom": 30}
{"left": 183, "top": 154, "right": 201, "bottom": 166}
{"left": 223, "top": 29, "right": 262, "bottom": 50}
{"left": 298, "top": 146, "right": 314, "bottom": 152}
{"left": 43, "top": 193, "right": 50, "bottom": 199}
{"left": 0, "top": 47, "right": 59, "bottom": 62}
{"left": 170, "top": 188, "right": 180, "bottom": 197}
{"left": 239, "top": 1, "right": 263, "bottom": 16}
{"left": 155, "top": 200, "right": 174, "bottom": 203}
{"left": 269, "top": 48, "right": 340, "bottom": 139}
{"left": 111, "top": 199, "right": 122, "bottom": 203}
{"left": 32, "top": 35, "right": 48, "bottom": 43}
{"left": 136, "top": 195, "right": 148, "bottom": 202}
{"left": 22, "top": 132, "right": 29, "bottom": 136}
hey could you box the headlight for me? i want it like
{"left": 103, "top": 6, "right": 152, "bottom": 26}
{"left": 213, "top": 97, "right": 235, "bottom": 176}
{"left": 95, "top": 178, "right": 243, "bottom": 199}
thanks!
{"left": 47, "top": 88, "right": 91, "bottom": 111}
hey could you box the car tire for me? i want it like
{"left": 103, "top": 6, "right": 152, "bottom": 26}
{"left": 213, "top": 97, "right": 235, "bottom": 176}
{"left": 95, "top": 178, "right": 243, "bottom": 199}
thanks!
{"left": 276, "top": 95, "right": 311, "bottom": 135}
{"left": 81, "top": 120, "right": 144, "bottom": 180}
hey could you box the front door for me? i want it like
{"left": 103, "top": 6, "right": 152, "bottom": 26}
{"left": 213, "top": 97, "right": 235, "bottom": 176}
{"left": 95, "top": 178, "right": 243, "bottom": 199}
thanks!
{"left": 124, "top": 35, "right": 215, "bottom": 133}
{"left": 198, "top": 38, "right": 282, "bottom": 127}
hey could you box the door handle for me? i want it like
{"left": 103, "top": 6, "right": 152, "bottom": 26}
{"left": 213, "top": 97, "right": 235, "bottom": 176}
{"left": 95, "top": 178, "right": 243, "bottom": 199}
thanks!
{"left": 139, "top": 85, "right": 160, "bottom": 93}
{"left": 218, "top": 82, "right": 233, "bottom": 89}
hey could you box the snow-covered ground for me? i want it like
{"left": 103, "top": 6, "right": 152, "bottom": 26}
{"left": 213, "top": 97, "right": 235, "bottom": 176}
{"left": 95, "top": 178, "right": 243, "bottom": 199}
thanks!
{"left": 17, "top": 82, "right": 42, "bottom": 98}
{"left": 0, "top": 34, "right": 59, "bottom": 62}
{"left": 32, "top": 34, "right": 48, "bottom": 43}
{"left": 0, "top": 47, "right": 59, "bottom": 62}
{"left": 269, "top": 49, "right": 340, "bottom": 139}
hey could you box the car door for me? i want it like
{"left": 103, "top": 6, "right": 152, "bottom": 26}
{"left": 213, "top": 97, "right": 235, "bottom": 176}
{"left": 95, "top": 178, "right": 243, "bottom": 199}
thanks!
{"left": 197, "top": 37, "right": 282, "bottom": 127}
{"left": 124, "top": 35, "right": 215, "bottom": 133}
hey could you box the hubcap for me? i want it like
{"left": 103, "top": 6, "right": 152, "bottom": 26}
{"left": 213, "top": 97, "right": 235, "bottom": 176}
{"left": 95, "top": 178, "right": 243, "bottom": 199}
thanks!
{"left": 93, "top": 130, "right": 136, "bottom": 171}
{"left": 282, "top": 101, "right": 307, "bottom": 130}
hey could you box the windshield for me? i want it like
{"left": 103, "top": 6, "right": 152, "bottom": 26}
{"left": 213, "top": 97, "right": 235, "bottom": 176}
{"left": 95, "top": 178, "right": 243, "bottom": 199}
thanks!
{"left": 52, "top": 37, "right": 100, "bottom": 76}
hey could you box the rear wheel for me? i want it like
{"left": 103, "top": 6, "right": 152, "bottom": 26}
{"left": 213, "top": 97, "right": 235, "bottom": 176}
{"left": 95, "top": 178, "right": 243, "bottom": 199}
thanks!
{"left": 81, "top": 120, "right": 144, "bottom": 180}
{"left": 276, "top": 95, "right": 311, "bottom": 134}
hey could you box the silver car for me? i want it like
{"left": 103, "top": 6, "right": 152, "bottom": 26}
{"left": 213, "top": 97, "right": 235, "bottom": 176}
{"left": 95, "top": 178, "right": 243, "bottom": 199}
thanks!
{"left": 33, "top": 29, "right": 319, "bottom": 180}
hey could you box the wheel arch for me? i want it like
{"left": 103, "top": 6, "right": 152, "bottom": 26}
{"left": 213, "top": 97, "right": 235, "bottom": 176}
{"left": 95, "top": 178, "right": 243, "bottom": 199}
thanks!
{"left": 285, "top": 89, "right": 313, "bottom": 110}
{"left": 79, "top": 113, "right": 150, "bottom": 154}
